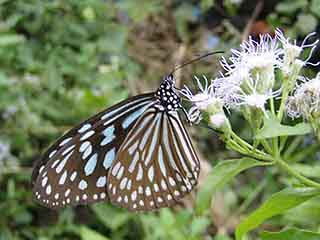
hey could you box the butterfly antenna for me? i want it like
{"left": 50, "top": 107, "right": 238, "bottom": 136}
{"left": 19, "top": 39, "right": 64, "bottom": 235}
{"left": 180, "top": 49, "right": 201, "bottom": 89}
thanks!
{"left": 170, "top": 50, "right": 224, "bottom": 76}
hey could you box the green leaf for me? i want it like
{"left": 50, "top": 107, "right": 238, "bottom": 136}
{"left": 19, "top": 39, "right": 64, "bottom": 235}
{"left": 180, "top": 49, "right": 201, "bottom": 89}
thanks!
{"left": 261, "top": 228, "right": 320, "bottom": 240}
{"left": 91, "top": 204, "right": 131, "bottom": 230}
{"left": 255, "top": 115, "right": 312, "bottom": 139}
{"left": 291, "top": 164, "right": 320, "bottom": 179}
{"left": 190, "top": 217, "right": 210, "bottom": 236}
{"left": 235, "top": 188, "right": 320, "bottom": 240}
{"left": 283, "top": 197, "right": 320, "bottom": 226}
{"left": 196, "top": 158, "right": 268, "bottom": 215}
{"left": 79, "top": 226, "right": 110, "bottom": 240}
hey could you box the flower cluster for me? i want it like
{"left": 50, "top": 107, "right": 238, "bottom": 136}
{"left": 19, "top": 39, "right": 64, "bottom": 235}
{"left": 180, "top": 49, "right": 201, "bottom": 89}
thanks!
{"left": 286, "top": 75, "right": 320, "bottom": 120}
{"left": 180, "top": 76, "right": 229, "bottom": 130}
{"left": 180, "top": 29, "right": 319, "bottom": 133}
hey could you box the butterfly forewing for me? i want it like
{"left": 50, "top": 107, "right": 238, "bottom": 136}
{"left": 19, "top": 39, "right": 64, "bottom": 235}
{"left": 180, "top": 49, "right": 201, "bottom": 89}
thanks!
{"left": 107, "top": 107, "right": 200, "bottom": 211}
{"left": 32, "top": 94, "right": 156, "bottom": 209}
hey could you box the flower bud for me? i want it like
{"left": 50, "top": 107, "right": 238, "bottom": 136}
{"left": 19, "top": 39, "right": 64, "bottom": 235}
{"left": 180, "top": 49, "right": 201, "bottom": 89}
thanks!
{"left": 209, "top": 112, "right": 231, "bottom": 133}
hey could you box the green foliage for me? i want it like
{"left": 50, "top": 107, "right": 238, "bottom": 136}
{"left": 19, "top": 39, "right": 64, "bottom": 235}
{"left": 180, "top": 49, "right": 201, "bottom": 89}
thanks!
{"left": 255, "top": 114, "right": 312, "bottom": 139}
{"left": 269, "top": 0, "right": 319, "bottom": 37}
{"left": 260, "top": 228, "right": 320, "bottom": 240}
{"left": 79, "top": 226, "right": 110, "bottom": 240}
{"left": 196, "top": 157, "right": 269, "bottom": 215}
{"left": 140, "top": 209, "right": 210, "bottom": 240}
{"left": 235, "top": 188, "right": 320, "bottom": 240}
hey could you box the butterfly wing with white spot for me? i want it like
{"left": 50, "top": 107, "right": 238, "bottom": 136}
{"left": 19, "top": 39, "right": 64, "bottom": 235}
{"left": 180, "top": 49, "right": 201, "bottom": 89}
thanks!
{"left": 107, "top": 107, "right": 200, "bottom": 211}
{"left": 32, "top": 94, "right": 157, "bottom": 209}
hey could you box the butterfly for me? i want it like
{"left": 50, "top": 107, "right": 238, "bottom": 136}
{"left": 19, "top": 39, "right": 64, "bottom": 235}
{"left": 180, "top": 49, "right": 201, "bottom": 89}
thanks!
{"left": 31, "top": 73, "right": 200, "bottom": 211}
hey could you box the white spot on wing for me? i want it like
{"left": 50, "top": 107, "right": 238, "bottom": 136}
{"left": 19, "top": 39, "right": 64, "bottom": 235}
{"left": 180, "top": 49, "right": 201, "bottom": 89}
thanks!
{"left": 111, "top": 162, "right": 121, "bottom": 176}
{"left": 100, "top": 125, "right": 115, "bottom": 146}
{"left": 83, "top": 144, "right": 92, "bottom": 159}
{"left": 161, "top": 179, "right": 167, "bottom": 190}
{"left": 128, "top": 141, "right": 138, "bottom": 155}
{"left": 120, "top": 177, "right": 128, "bottom": 190}
{"left": 49, "top": 150, "right": 57, "bottom": 158}
{"left": 41, "top": 177, "right": 48, "bottom": 187}
{"left": 80, "top": 141, "right": 90, "bottom": 152}
{"left": 148, "top": 166, "right": 154, "bottom": 182}
{"left": 62, "top": 144, "right": 75, "bottom": 156}
{"left": 54, "top": 193, "right": 59, "bottom": 199}
{"left": 70, "top": 171, "right": 77, "bottom": 182}
{"left": 59, "top": 137, "right": 72, "bottom": 146}
{"left": 65, "top": 189, "right": 71, "bottom": 197}
{"left": 80, "top": 130, "right": 95, "bottom": 141}
{"left": 169, "top": 177, "right": 176, "bottom": 186}
{"left": 56, "top": 151, "right": 73, "bottom": 174}
{"left": 145, "top": 186, "right": 151, "bottom": 196}
{"left": 58, "top": 170, "right": 68, "bottom": 185}
{"left": 153, "top": 183, "right": 159, "bottom": 192}
{"left": 78, "top": 123, "right": 92, "bottom": 133}
{"left": 145, "top": 115, "right": 161, "bottom": 165}
{"left": 101, "top": 97, "right": 152, "bottom": 120}
{"left": 96, "top": 176, "right": 107, "bottom": 188}
{"left": 79, "top": 180, "right": 88, "bottom": 190}
{"left": 84, "top": 153, "right": 98, "bottom": 176}
{"left": 103, "top": 148, "right": 115, "bottom": 170}
{"left": 122, "top": 104, "right": 151, "bottom": 129}
{"left": 51, "top": 159, "right": 60, "bottom": 169}
{"left": 46, "top": 185, "right": 52, "bottom": 195}
{"left": 129, "top": 152, "right": 139, "bottom": 173}
{"left": 116, "top": 166, "right": 124, "bottom": 179}
{"left": 158, "top": 146, "right": 166, "bottom": 177}
{"left": 127, "top": 179, "right": 132, "bottom": 190}
{"left": 100, "top": 192, "right": 106, "bottom": 199}
{"left": 131, "top": 191, "right": 137, "bottom": 201}
{"left": 136, "top": 163, "right": 143, "bottom": 181}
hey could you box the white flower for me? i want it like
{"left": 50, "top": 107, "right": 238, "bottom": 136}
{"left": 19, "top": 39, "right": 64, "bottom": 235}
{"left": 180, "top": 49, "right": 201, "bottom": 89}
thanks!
{"left": 286, "top": 75, "right": 320, "bottom": 119}
{"left": 276, "top": 28, "right": 319, "bottom": 70}
{"left": 210, "top": 112, "right": 227, "bottom": 129}
{"left": 180, "top": 76, "right": 224, "bottom": 123}
{"left": 243, "top": 93, "right": 271, "bottom": 109}
{"left": 216, "top": 33, "right": 283, "bottom": 112}
{"left": 221, "top": 34, "right": 283, "bottom": 75}
{"left": 214, "top": 73, "right": 280, "bottom": 112}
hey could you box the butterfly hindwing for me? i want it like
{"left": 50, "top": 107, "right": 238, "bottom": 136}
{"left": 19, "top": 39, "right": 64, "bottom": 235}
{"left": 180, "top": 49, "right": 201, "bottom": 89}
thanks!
{"left": 32, "top": 94, "right": 156, "bottom": 209}
{"left": 107, "top": 107, "right": 200, "bottom": 211}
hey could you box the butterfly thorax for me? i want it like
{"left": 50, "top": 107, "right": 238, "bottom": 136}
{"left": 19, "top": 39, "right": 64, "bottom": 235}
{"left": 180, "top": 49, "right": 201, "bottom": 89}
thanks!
{"left": 155, "top": 75, "right": 181, "bottom": 111}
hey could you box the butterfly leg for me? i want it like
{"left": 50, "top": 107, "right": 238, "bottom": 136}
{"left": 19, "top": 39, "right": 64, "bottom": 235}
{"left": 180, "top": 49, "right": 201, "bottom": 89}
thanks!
{"left": 179, "top": 104, "right": 193, "bottom": 125}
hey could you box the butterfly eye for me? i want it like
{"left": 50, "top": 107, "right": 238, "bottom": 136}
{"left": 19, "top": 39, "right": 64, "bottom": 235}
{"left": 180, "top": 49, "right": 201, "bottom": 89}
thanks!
{"left": 166, "top": 74, "right": 174, "bottom": 82}
{"left": 32, "top": 76, "right": 200, "bottom": 212}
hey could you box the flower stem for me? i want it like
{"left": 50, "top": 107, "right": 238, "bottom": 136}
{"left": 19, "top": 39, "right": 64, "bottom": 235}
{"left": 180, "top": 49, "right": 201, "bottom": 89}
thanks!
{"left": 277, "top": 85, "right": 289, "bottom": 122}
{"left": 229, "top": 131, "right": 273, "bottom": 161}
{"left": 275, "top": 157, "right": 320, "bottom": 189}
{"left": 269, "top": 96, "right": 276, "bottom": 115}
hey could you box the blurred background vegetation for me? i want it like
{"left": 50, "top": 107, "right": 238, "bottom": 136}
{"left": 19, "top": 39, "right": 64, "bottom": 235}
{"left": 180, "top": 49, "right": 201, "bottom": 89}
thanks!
{"left": 0, "top": 0, "right": 320, "bottom": 239}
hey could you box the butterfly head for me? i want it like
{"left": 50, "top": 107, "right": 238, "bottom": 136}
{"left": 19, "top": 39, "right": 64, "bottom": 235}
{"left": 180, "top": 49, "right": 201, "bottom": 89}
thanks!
{"left": 155, "top": 74, "right": 181, "bottom": 111}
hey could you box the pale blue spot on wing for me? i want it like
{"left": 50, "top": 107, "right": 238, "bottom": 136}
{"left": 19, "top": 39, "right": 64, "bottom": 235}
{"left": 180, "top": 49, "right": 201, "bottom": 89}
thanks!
{"left": 101, "top": 125, "right": 115, "bottom": 146}
{"left": 103, "top": 148, "right": 115, "bottom": 170}
{"left": 122, "top": 104, "right": 151, "bottom": 129}
{"left": 84, "top": 153, "right": 98, "bottom": 176}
